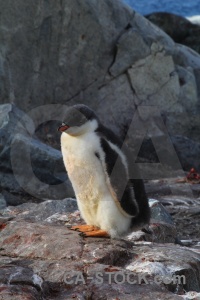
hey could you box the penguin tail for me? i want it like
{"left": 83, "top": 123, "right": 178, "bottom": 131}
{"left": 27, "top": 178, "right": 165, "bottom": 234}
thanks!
{"left": 130, "top": 178, "right": 151, "bottom": 228}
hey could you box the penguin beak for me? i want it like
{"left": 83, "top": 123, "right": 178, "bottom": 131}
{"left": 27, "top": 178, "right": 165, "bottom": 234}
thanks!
{"left": 57, "top": 123, "right": 70, "bottom": 132}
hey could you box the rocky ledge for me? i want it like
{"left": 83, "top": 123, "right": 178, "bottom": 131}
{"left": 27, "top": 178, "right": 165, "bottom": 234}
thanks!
{"left": 0, "top": 183, "right": 200, "bottom": 300}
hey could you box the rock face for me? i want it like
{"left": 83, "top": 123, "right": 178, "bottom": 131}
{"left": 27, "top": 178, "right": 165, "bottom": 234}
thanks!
{"left": 1, "top": 0, "right": 200, "bottom": 174}
{"left": 0, "top": 0, "right": 134, "bottom": 109}
{"left": 1, "top": 2, "right": 200, "bottom": 298}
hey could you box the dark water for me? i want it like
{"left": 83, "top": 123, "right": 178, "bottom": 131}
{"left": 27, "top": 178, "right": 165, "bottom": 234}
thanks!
{"left": 123, "top": 0, "right": 200, "bottom": 17}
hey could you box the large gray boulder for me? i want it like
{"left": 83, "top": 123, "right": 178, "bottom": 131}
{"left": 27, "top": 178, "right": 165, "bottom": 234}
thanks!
{"left": 0, "top": 0, "right": 135, "bottom": 109}
{"left": 0, "top": 104, "right": 73, "bottom": 201}
{"left": 1, "top": 0, "right": 200, "bottom": 173}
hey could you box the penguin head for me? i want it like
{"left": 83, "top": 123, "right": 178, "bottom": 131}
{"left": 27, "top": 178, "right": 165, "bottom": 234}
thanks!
{"left": 58, "top": 104, "right": 99, "bottom": 136}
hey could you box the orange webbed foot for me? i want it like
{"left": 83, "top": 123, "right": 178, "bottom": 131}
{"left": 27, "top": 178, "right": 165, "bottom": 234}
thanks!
{"left": 80, "top": 229, "right": 110, "bottom": 238}
{"left": 70, "top": 225, "right": 110, "bottom": 237}
{"left": 70, "top": 224, "right": 99, "bottom": 233}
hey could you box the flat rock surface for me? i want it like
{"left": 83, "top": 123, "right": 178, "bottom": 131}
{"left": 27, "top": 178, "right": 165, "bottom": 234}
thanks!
{"left": 0, "top": 219, "right": 200, "bottom": 299}
{"left": 0, "top": 188, "right": 200, "bottom": 299}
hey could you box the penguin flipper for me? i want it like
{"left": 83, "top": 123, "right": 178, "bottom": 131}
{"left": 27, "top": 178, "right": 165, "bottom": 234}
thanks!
{"left": 98, "top": 137, "right": 140, "bottom": 217}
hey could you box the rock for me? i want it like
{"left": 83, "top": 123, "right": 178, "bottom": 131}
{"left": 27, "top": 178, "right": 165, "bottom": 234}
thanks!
{"left": 171, "top": 136, "right": 200, "bottom": 171}
{"left": 145, "top": 177, "right": 200, "bottom": 243}
{"left": 0, "top": 199, "right": 79, "bottom": 228}
{"left": 149, "top": 199, "right": 174, "bottom": 225}
{"left": 0, "top": 218, "right": 200, "bottom": 299}
{"left": 173, "top": 43, "right": 200, "bottom": 69}
{"left": 0, "top": 185, "right": 199, "bottom": 299}
{"left": 15, "top": 198, "right": 78, "bottom": 222}
{"left": 0, "top": 285, "right": 41, "bottom": 300}
{"left": 126, "top": 220, "right": 177, "bottom": 244}
{"left": 136, "top": 134, "right": 200, "bottom": 173}
{"left": 125, "top": 244, "right": 200, "bottom": 292}
{"left": 126, "top": 199, "right": 177, "bottom": 243}
{"left": 95, "top": 74, "right": 137, "bottom": 138}
{"left": 109, "top": 27, "right": 151, "bottom": 77}
{"left": 183, "top": 291, "right": 200, "bottom": 300}
{"left": 1, "top": 1, "right": 200, "bottom": 298}
{"left": 1, "top": 190, "right": 26, "bottom": 206}
{"left": 146, "top": 12, "right": 200, "bottom": 54}
{"left": 0, "top": 0, "right": 134, "bottom": 109}
{"left": 0, "top": 196, "right": 177, "bottom": 244}
{"left": 0, "top": 221, "right": 83, "bottom": 260}
{"left": 0, "top": 103, "right": 73, "bottom": 201}
{"left": 127, "top": 49, "right": 179, "bottom": 104}
{"left": 0, "top": 194, "right": 7, "bottom": 209}
{"left": 1, "top": 0, "right": 200, "bottom": 174}
{"left": 0, "top": 265, "right": 43, "bottom": 290}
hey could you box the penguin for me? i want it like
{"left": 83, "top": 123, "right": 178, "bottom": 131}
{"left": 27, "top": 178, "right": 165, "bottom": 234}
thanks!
{"left": 58, "top": 104, "right": 150, "bottom": 238}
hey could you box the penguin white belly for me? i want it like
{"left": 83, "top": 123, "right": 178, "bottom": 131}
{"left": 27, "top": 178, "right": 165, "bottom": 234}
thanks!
{"left": 61, "top": 132, "right": 131, "bottom": 237}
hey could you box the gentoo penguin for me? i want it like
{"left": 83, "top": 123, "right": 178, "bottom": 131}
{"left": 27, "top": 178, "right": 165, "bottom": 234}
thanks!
{"left": 58, "top": 104, "right": 150, "bottom": 238}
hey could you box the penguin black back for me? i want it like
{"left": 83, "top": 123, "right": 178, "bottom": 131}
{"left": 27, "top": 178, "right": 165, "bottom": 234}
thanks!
{"left": 96, "top": 123, "right": 151, "bottom": 228}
